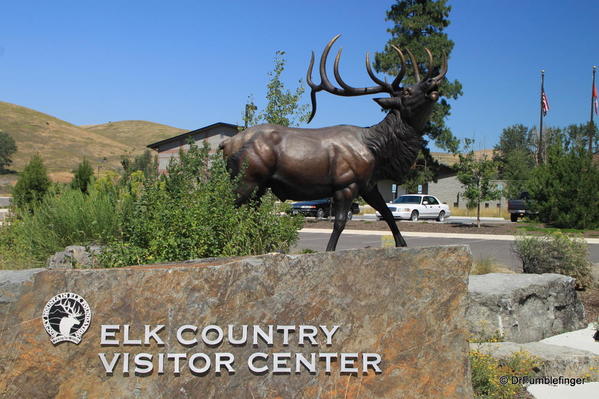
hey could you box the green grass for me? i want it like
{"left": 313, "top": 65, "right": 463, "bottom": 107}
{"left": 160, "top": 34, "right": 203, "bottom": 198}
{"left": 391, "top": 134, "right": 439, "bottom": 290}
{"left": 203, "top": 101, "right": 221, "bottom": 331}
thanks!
{"left": 516, "top": 222, "right": 598, "bottom": 236}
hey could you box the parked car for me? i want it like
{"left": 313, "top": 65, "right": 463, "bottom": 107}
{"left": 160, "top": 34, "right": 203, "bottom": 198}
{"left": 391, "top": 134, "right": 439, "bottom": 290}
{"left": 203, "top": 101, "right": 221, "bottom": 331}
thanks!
{"left": 508, "top": 191, "right": 535, "bottom": 222}
{"left": 291, "top": 198, "right": 360, "bottom": 220}
{"left": 375, "top": 194, "right": 450, "bottom": 222}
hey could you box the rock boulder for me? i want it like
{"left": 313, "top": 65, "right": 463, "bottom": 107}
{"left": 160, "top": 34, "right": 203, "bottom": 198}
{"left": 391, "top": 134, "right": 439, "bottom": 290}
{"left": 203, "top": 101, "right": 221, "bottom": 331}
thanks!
{"left": 0, "top": 246, "right": 473, "bottom": 399}
{"left": 467, "top": 273, "right": 585, "bottom": 343}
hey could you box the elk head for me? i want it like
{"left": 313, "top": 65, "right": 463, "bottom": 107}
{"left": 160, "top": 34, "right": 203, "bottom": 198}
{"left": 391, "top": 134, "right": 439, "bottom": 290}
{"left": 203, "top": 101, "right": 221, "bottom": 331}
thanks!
{"left": 58, "top": 299, "right": 83, "bottom": 336}
{"left": 306, "top": 34, "right": 447, "bottom": 131}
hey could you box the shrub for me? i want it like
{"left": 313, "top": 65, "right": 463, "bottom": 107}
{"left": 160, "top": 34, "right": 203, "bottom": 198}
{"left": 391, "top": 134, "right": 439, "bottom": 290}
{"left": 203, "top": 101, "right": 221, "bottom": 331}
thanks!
{"left": 470, "top": 349, "right": 541, "bottom": 399}
{"left": 1, "top": 186, "right": 119, "bottom": 262}
{"left": 99, "top": 143, "right": 303, "bottom": 267}
{"left": 12, "top": 154, "right": 51, "bottom": 210}
{"left": 514, "top": 232, "right": 593, "bottom": 289}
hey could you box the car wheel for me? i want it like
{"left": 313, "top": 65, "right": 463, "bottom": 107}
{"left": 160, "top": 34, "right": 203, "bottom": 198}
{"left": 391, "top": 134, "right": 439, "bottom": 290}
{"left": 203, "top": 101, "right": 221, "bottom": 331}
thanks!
{"left": 510, "top": 213, "right": 518, "bottom": 222}
{"left": 437, "top": 211, "right": 446, "bottom": 222}
{"left": 316, "top": 208, "right": 325, "bottom": 220}
{"left": 346, "top": 211, "right": 353, "bottom": 221}
{"left": 377, "top": 216, "right": 384, "bottom": 221}
{"left": 410, "top": 210, "right": 419, "bottom": 222}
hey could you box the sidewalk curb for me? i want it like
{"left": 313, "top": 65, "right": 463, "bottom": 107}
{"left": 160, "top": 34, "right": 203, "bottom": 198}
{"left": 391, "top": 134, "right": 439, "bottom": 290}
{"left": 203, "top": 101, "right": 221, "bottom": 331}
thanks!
{"left": 300, "top": 228, "right": 599, "bottom": 244}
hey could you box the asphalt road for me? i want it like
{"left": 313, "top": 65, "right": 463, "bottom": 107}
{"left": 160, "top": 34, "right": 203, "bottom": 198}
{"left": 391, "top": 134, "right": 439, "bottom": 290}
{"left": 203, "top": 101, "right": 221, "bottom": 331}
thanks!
{"left": 295, "top": 232, "right": 599, "bottom": 272}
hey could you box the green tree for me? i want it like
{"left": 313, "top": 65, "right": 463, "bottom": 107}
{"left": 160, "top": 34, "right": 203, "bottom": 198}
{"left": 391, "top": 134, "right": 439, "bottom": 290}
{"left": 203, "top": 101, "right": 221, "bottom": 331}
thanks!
{"left": 121, "top": 149, "right": 158, "bottom": 180}
{"left": 455, "top": 139, "right": 501, "bottom": 227}
{"left": 493, "top": 124, "right": 536, "bottom": 198}
{"left": 0, "top": 131, "right": 17, "bottom": 172}
{"left": 526, "top": 144, "right": 599, "bottom": 229}
{"left": 375, "top": 0, "right": 462, "bottom": 152}
{"left": 12, "top": 154, "right": 51, "bottom": 210}
{"left": 243, "top": 50, "right": 310, "bottom": 129}
{"left": 71, "top": 158, "right": 95, "bottom": 193}
{"left": 401, "top": 149, "right": 442, "bottom": 193}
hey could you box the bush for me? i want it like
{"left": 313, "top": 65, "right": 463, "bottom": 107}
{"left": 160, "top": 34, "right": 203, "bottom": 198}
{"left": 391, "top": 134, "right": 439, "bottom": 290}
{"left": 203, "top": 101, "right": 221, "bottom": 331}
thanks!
{"left": 470, "top": 349, "right": 541, "bottom": 399}
{"left": 99, "top": 143, "right": 303, "bottom": 267}
{"left": 514, "top": 232, "right": 593, "bottom": 289}
{"left": 1, "top": 186, "right": 120, "bottom": 263}
{"left": 12, "top": 154, "right": 51, "bottom": 210}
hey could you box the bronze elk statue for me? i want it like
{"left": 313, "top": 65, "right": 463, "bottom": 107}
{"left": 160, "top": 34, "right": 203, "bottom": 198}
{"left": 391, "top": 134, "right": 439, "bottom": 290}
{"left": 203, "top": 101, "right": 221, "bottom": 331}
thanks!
{"left": 220, "top": 35, "right": 447, "bottom": 251}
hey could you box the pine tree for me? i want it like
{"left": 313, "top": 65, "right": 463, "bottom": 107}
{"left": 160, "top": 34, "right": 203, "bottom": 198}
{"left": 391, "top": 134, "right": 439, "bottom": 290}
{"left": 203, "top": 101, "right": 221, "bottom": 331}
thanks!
{"left": 12, "top": 154, "right": 51, "bottom": 210}
{"left": 375, "top": 0, "right": 462, "bottom": 152}
{"left": 71, "top": 158, "right": 95, "bottom": 193}
{"left": 0, "top": 131, "right": 17, "bottom": 172}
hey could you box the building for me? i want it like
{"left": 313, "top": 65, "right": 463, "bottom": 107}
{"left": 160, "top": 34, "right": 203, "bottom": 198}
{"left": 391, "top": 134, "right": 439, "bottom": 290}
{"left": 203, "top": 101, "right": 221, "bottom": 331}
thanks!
{"left": 147, "top": 122, "right": 239, "bottom": 174}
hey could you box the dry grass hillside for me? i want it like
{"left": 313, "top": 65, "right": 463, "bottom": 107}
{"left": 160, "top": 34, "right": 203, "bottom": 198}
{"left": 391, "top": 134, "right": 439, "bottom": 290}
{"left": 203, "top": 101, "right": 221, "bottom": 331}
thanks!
{"left": 431, "top": 149, "right": 494, "bottom": 166}
{"left": 0, "top": 101, "right": 132, "bottom": 174}
{"left": 82, "top": 120, "right": 185, "bottom": 153}
{"left": 0, "top": 102, "right": 185, "bottom": 190}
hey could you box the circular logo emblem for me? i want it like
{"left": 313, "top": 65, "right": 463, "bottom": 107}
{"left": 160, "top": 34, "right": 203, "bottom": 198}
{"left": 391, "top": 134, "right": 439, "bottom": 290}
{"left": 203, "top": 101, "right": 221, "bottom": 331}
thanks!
{"left": 42, "top": 292, "right": 91, "bottom": 344}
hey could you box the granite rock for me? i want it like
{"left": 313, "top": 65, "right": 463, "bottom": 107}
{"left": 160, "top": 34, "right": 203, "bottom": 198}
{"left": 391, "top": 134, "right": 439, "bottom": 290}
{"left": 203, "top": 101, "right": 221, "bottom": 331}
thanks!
{"left": 0, "top": 246, "right": 473, "bottom": 399}
{"left": 46, "top": 245, "right": 103, "bottom": 269}
{"left": 466, "top": 273, "right": 585, "bottom": 343}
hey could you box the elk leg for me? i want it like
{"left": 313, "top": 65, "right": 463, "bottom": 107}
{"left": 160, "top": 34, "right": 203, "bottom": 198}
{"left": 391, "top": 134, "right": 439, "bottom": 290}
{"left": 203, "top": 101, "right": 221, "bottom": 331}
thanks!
{"left": 325, "top": 199, "right": 352, "bottom": 251}
{"left": 361, "top": 187, "right": 407, "bottom": 247}
{"left": 325, "top": 186, "right": 357, "bottom": 251}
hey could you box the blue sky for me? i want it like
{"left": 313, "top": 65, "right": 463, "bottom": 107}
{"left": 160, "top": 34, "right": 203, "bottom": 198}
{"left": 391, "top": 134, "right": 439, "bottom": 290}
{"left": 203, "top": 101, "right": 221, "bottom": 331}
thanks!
{"left": 1, "top": 0, "right": 598, "bottom": 151}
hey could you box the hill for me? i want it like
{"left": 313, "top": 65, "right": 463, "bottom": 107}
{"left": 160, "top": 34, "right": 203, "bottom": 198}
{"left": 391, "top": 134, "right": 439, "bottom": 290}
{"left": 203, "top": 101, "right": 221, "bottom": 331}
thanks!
{"left": 81, "top": 120, "right": 185, "bottom": 154}
{"left": 0, "top": 102, "right": 185, "bottom": 188}
{"left": 0, "top": 102, "right": 133, "bottom": 175}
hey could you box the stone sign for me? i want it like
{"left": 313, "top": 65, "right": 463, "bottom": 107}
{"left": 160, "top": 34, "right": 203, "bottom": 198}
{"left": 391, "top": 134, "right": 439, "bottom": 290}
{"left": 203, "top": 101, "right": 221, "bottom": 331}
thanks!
{"left": 0, "top": 246, "right": 473, "bottom": 398}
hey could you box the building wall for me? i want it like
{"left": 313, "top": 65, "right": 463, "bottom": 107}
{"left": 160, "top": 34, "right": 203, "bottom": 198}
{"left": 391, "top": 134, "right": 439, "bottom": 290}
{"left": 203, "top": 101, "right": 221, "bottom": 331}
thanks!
{"left": 427, "top": 176, "right": 508, "bottom": 209}
{"left": 378, "top": 176, "right": 508, "bottom": 209}
{"left": 155, "top": 125, "right": 238, "bottom": 173}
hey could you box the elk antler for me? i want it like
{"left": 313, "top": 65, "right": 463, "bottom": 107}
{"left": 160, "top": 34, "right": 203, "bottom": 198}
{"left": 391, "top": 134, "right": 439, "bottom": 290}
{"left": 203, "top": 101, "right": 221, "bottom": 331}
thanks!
{"left": 60, "top": 299, "right": 82, "bottom": 318}
{"left": 307, "top": 35, "right": 406, "bottom": 123}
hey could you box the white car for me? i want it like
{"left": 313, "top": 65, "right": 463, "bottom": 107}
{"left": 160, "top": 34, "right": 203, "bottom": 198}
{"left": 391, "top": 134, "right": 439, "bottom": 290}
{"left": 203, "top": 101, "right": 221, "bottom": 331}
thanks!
{"left": 376, "top": 194, "right": 451, "bottom": 222}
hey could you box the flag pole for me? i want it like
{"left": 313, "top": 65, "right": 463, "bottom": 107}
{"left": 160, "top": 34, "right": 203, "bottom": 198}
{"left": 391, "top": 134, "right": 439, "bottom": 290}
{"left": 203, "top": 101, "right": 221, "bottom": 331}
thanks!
{"left": 539, "top": 70, "right": 545, "bottom": 164}
{"left": 590, "top": 65, "right": 596, "bottom": 155}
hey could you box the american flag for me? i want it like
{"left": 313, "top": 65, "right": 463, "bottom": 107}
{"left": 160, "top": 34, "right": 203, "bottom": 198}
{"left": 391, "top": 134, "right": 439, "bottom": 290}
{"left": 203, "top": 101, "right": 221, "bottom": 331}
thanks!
{"left": 541, "top": 89, "right": 550, "bottom": 116}
{"left": 593, "top": 84, "right": 598, "bottom": 115}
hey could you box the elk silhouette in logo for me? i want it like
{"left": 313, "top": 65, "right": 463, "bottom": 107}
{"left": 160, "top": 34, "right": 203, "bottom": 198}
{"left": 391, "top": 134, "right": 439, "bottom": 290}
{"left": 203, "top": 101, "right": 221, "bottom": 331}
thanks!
{"left": 220, "top": 35, "right": 447, "bottom": 251}
{"left": 58, "top": 299, "right": 83, "bottom": 337}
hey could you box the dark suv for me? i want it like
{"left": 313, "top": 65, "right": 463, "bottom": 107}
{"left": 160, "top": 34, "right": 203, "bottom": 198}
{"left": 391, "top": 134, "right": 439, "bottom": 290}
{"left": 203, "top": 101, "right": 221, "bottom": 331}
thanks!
{"left": 291, "top": 198, "right": 360, "bottom": 220}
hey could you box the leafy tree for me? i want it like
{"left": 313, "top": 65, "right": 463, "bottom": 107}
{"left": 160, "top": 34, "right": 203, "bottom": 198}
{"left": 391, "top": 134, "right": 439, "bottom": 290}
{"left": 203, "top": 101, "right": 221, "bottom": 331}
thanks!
{"left": 526, "top": 144, "right": 599, "bottom": 229}
{"left": 12, "top": 154, "right": 51, "bottom": 210}
{"left": 243, "top": 50, "right": 310, "bottom": 128}
{"left": 493, "top": 124, "right": 536, "bottom": 198}
{"left": 455, "top": 139, "right": 501, "bottom": 227}
{"left": 375, "top": 0, "right": 462, "bottom": 152}
{"left": 121, "top": 149, "right": 159, "bottom": 180}
{"left": 71, "top": 158, "right": 95, "bottom": 193}
{"left": 0, "top": 131, "right": 17, "bottom": 172}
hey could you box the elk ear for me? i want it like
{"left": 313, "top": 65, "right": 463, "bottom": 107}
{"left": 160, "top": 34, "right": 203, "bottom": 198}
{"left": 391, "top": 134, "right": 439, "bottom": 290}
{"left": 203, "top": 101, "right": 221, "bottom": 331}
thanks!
{"left": 373, "top": 97, "right": 401, "bottom": 109}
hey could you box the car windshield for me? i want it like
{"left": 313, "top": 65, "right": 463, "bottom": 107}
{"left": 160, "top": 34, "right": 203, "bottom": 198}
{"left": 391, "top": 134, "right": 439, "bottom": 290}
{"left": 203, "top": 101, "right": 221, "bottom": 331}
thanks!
{"left": 392, "top": 196, "right": 421, "bottom": 204}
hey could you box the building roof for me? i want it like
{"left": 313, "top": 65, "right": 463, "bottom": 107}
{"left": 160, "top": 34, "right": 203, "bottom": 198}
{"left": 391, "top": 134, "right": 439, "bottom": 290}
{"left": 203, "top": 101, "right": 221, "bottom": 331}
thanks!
{"left": 147, "top": 122, "right": 239, "bottom": 150}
